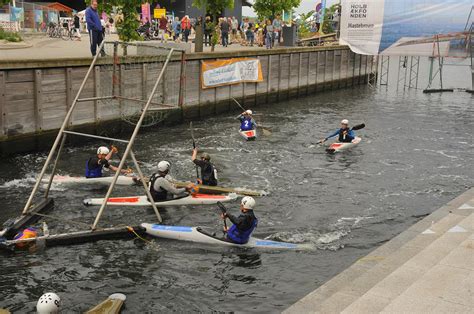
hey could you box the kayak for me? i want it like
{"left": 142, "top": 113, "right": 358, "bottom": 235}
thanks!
{"left": 239, "top": 129, "right": 257, "bottom": 141}
{"left": 86, "top": 293, "right": 126, "bottom": 314}
{"left": 83, "top": 193, "right": 238, "bottom": 207}
{"left": 141, "top": 223, "right": 313, "bottom": 250}
{"left": 326, "top": 137, "right": 362, "bottom": 154}
{"left": 42, "top": 175, "right": 136, "bottom": 186}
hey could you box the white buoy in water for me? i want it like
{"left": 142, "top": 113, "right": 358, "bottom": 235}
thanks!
{"left": 36, "top": 292, "right": 60, "bottom": 314}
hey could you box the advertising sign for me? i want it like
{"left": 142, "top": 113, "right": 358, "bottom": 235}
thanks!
{"left": 340, "top": 0, "right": 472, "bottom": 57}
{"left": 201, "top": 58, "right": 264, "bottom": 89}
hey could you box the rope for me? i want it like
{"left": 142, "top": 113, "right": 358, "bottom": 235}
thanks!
{"left": 126, "top": 226, "right": 160, "bottom": 251}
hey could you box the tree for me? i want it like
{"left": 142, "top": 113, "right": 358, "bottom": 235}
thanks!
{"left": 192, "top": 0, "right": 234, "bottom": 22}
{"left": 85, "top": 0, "right": 146, "bottom": 42}
{"left": 253, "top": 0, "right": 301, "bottom": 20}
{"left": 192, "top": 0, "right": 233, "bottom": 51}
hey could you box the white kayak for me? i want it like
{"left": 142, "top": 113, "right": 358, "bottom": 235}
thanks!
{"left": 239, "top": 129, "right": 257, "bottom": 141}
{"left": 326, "top": 137, "right": 362, "bottom": 154}
{"left": 42, "top": 175, "right": 136, "bottom": 186}
{"left": 141, "top": 223, "right": 313, "bottom": 250}
{"left": 83, "top": 193, "right": 238, "bottom": 207}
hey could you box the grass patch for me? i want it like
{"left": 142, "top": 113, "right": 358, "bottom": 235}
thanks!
{"left": 0, "top": 27, "right": 23, "bottom": 42}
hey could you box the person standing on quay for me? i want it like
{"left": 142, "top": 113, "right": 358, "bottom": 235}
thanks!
{"left": 85, "top": 0, "right": 105, "bottom": 57}
{"left": 181, "top": 15, "right": 191, "bottom": 43}
{"left": 220, "top": 17, "right": 230, "bottom": 47}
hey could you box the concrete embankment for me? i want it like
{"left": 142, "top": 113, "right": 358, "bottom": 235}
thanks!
{"left": 0, "top": 46, "right": 375, "bottom": 155}
{"left": 285, "top": 187, "right": 474, "bottom": 313}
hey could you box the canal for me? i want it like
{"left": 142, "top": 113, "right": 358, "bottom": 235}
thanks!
{"left": 0, "top": 81, "right": 473, "bottom": 311}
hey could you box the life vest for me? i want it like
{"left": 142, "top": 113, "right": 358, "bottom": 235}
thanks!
{"left": 201, "top": 162, "right": 218, "bottom": 186}
{"left": 149, "top": 173, "right": 168, "bottom": 201}
{"left": 338, "top": 128, "right": 354, "bottom": 143}
{"left": 14, "top": 227, "right": 37, "bottom": 248}
{"left": 85, "top": 158, "right": 103, "bottom": 178}
{"left": 227, "top": 217, "right": 258, "bottom": 244}
{"left": 240, "top": 117, "right": 253, "bottom": 131}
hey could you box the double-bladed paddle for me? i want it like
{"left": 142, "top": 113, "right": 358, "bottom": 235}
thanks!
{"left": 217, "top": 201, "right": 228, "bottom": 231}
{"left": 189, "top": 122, "right": 200, "bottom": 180}
{"left": 231, "top": 97, "right": 272, "bottom": 136}
{"left": 318, "top": 123, "right": 366, "bottom": 145}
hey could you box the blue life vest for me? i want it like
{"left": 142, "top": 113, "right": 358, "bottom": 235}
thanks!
{"left": 227, "top": 218, "right": 258, "bottom": 244}
{"left": 240, "top": 117, "right": 253, "bottom": 131}
{"left": 85, "top": 158, "right": 103, "bottom": 178}
{"left": 338, "top": 128, "right": 355, "bottom": 143}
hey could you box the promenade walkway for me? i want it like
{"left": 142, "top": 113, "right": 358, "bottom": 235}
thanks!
{"left": 0, "top": 33, "right": 271, "bottom": 60}
{"left": 286, "top": 188, "right": 474, "bottom": 313}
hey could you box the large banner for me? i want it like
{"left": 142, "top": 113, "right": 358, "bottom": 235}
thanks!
{"left": 141, "top": 3, "right": 151, "bottom": 23}
{"left": 201, "top": 58, "right": 264, "bottom": 89}
{"left": 340, "top": 0, "right": 472, "bottom": 57}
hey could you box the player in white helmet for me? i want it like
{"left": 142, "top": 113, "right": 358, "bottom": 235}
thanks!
{"left": 148, "top": 160, "right": 194, "bottom": 201}
{"left": 237, "top": 109, "right": 257, "bottom": 131}
{"left": 221, "top": 196, "right": 258, "bottom": 244}
{"left": 319, "top": 119, "right": 356, "bottom": 144}
{"left": 36, "top": 292, "right": 60, "bottom": 314}
{"left": 85, "top": 145, "right": 131, "bottom": 178}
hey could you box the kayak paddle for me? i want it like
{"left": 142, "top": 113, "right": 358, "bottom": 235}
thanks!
{"left": 111, "top": 145, "right": 133, "bottom": 174}
{"left": 189, "top": 122, "right": 199, "bottom": 180}
{"left": 217, "top": 201, "right": 228, "bottom": 231}
{"left": 318, "top": 123, "right": 366, "bottom": 144}
{"left": 231, "top": 97, "right": 272, "bottom": 136}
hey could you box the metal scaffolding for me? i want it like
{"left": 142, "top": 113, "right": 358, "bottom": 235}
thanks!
{"left": 22, "top": 41, "right": 185, "bottom": 231}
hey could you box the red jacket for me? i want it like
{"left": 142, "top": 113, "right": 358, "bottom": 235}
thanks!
{"left": 181, "top": 18, "right": 191, "bottom": 30}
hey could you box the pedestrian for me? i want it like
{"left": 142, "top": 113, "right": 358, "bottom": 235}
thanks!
{"left": 159, "top": 14, "right": 168, "bottom": 42}
{"left": 332, "top": 9, "right": 340, "bottom": 34}
{"left": 272, "top": 14, "right": 282, "bottom": 46}
{"left": 246, "top": 22, "right": 254, "bottom": 46}
{"left": 314, "top": 10, "right": 321, "bottom": 32}
{"left": 220, "top": 17, "right": 230, "bottom": 47}
{"left": 73, "top": 14, "right": 81, "bottom": 40}
{"left": 204, "top": 16, "right": 213, "bottom": 46}
{"left": 265, "top": 19, "right": 273, "bottom": 49}
{"left": 231, "top": 16, "right": 238, "bottom": 43}
{"left": 85, "top": 0, "right": 105, "bottom": 57}
{"left": 181, "top": 15, "right": 191, "bottom": 43}
{"left": 172, "top": 16, "right": 181, "bottom": 42}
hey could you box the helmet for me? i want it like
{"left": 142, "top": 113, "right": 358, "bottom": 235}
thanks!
{"left": 201, "top": 153, "right": 211, "bottom": 161}
{"left": 97, "top": 146, "right": 110, "bottom": 155}
{"left": 245, "top": 110, "right": 253, "bottom": 115}
{"left": 341, "top": 119, "right": 349, "bottom": 125}
{"left": 241, "top": 196, "right": 256, "bottom": 209}
{"left": 36, "top": 292, "right": 60, "bottom": 314}
{"left": 157, "top": 161, "right": 171, "bottom": 172}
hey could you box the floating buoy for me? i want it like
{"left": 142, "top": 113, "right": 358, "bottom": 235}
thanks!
{"left": 13, "top": 227, "right": 37, "bottom": 249}
{"left": 36, "top": 292, "right": 60, "bottom": 314}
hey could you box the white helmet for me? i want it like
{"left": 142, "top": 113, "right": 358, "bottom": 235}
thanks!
{"left": 245, "top": 110, "right": 253, "bottom": 115}
{"left": 157, "top": 161, "right": 171, "bottom": 172}
{"left": 97, "top": 146, "right": 110, "bottom": 155}
{"left": 341, "top": 119, "right": 349, "bottom": 125}
{"left": 36, "top": 292, "right": 60, "bottom": 314}
{"left": 241, "top": 196, "right": 256, "bottom": 209}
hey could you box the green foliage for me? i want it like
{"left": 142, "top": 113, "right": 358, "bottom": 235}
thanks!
{"left": 297, "top": 10, "right": 314, "bottom": 39}
{"left": 0, "top": 26, "right": 22, "bottom": 42}
{"left": 253, "top": 0, "right": 301, "bottom": 20}
{"left": 0, "top": 0, "right": 11, "bottom": 5}
{"left": 322, "top": 4, "right": 340, "bottom": 34}
{"left": 85, "top": 0, "right": 144, "bottom": 42}
{"left": 192, "top": 0, "right": 234, "bottom": 22}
